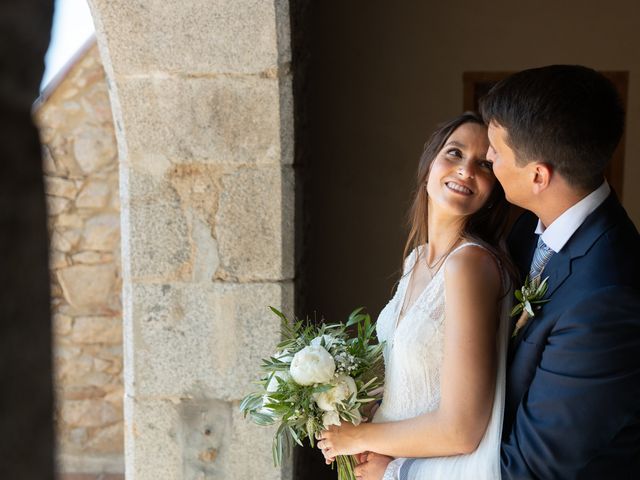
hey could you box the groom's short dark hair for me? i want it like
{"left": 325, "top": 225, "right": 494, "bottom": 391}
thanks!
{"left": 480, "top": 65, "right": 624, "bottom": 191}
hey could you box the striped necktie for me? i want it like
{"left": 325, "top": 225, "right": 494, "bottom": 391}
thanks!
{"left": 529, "top": 236, "right": 554, "bottom": 280}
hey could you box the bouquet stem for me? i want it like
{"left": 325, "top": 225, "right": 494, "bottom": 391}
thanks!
{"left": 336, "top": 454, "right": 358, "bottom": 480}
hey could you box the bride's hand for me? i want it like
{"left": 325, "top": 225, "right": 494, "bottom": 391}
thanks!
{"left": 317, "top": 423, "right": 366, "bottom": 458}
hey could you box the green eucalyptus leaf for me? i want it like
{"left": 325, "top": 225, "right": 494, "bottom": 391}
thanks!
{"left": 312, "top": 384, "right": 333, "bottom": 394}
{"left": 346, "top": 307, "right": 365, "bottom": 326}
{"left": 510, "top": 303, "right": 523, "bottom": 317}
{"left": 288, "top": 426, "right": 304, "bottom": 447}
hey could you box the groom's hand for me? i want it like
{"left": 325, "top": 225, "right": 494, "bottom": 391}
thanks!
{"left": 354, "top": 452, "right": 393, "bottom": 480}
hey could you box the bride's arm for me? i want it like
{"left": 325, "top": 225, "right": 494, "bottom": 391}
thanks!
{"left": 319, "top": 247, "right": 501, "bottom": 458}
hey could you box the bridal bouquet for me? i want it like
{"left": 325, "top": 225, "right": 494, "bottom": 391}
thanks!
{"left": 240, "top": 307, "right": 385, "bottom": 480}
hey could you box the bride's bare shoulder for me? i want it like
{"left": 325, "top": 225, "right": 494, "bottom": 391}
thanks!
{"left": 444, "top": 245, "right": 501, "bottom": 295}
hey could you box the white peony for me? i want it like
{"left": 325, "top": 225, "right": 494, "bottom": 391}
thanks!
{"left": 322, "top": 410, "right": 341, "bottom": 428}
{"left": 289, "top": 345, "right": 336, "bottom": 386}
{"left": 313, "top": 375, "right": 357, "bottom": 411}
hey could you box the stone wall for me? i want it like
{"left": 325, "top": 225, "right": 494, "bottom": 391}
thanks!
{"left": 35, "top": 41, "right": 124, "bottom": 476}
{"left": 87, "top": 0, "right": 295, "bottom": 478}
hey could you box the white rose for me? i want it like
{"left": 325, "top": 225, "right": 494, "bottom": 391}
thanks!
{"left": 322, "top": 410, "right": 341, "bottom": 428}
{"left": 289, "top": 345, "right": 336, "bottom": 386}
{"left": 313, "top": 375, "right": 357, "bottom": 411}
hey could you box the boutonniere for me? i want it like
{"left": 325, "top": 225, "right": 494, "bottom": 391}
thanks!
{"left": 511, "top": 275, "right": 550, "bottom": 338}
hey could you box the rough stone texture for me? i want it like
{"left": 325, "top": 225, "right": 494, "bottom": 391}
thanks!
{"left": 216, "top": 166, "right": 295, "bottom": 281}
{"left": 117, "top": 76, "right": 290, "bottom": 165}
{"left": 60, "top": 475, "right": 123, "bottom": 480}
{"left": 227, "top": 404, "right": 291, "bottom": 480}
{"left": 88, "top": 0, "right": 291, "bottom": 76}
{"left": 34, "top": 42, "right": 124, "bottom": 475}
{"left": 124, "top": 396, "right": 283, "bottom": 480}
{"left": 123, "top": 398, "right": 183, "bottom": 479}
{"left": 57, "top": 264, "right": 118, "bottom": 312}
{"left": 82, "top": 214, "right": 120, "bottom": 251}
{"left": 127, "top": 196, "right": 192, "bottom": 281}
{"left": 76, "top": 180, "right": 111, "bottom": 209}
{"left": 87, "top": 0, "right": 295, "bottom": 478}
{"left": 73, "top": 125, "right": 118, "bottom": 174}
{"left": 72, "top": 316, "right": 122, "bottom": 344}
{"left": 130, "top": 282, "right": 292, "bottom": 400}
{"left": 47, "top": 177, "right": 79, "bottom": 199}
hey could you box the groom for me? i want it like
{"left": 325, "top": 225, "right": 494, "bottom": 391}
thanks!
{"left": 481, "top": 65, "right": 640, "bottom": 479}
{"left": 365, "top": 65, "right": 640, "bottom": 479}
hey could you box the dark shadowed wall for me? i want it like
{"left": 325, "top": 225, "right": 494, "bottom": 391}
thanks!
{"left": 295, "top": 1, "right": 640, "bottom": 478}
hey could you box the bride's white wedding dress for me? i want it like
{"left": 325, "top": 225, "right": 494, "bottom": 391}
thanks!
{"left": 372, "top": 243, "right": 510, "bottom": 480}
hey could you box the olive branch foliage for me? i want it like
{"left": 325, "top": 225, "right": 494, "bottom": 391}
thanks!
{"left": 239, "top": 307, "right": 385, "bottom": 474}
{"left": 511, "top": 275, "right": 550, "bottom": 318}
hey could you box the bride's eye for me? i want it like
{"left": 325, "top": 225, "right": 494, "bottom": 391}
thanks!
{"left": 446, "top": 148, "right": 462, "bottom": 158}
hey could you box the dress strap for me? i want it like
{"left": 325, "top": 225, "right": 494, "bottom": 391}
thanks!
{"left": 444, "top": 242, "right": 506, "bottom": 287}
{"left": 449, "top": 242, "right": 485, "bottom": 256}
{"left": 441, "top": 242, "right": 486, "bottom": 269}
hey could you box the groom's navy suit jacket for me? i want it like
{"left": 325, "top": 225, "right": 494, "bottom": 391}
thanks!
{"left": 501, "top": 193, "right": 640, "bottom": 479}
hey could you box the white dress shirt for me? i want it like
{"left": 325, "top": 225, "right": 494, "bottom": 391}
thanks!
{"left": 535, "top": 181, "right": 611, "bottom": 253}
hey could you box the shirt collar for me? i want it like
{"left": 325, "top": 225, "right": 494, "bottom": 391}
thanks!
{"left": 535, "top": 180, "right": 611, "bottom": 253}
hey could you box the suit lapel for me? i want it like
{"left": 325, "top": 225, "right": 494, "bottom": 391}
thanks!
{"left": 509, "top": 250, "right": 572, "bottom": 353}
{"left": 541, "top": 249, "right": 572, "bottom": 298}
{"left": 508, "top": 192, "right": 621, "bottom": 355}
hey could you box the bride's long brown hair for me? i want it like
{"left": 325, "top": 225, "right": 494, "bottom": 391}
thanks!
{"left": 401, "top": 112, "right": 517, "bottom": 292}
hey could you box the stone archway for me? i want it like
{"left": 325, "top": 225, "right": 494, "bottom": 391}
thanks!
{"left": 86, "top": 1, "right": 294, "bottom": 478}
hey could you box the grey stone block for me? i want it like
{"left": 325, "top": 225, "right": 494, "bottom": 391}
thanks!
{"left": 227, "top": 405, "right": 291, "bottom": 480}
{"left": 115, "top": 75, "right": 290, "bottom": 165}
{"left": 216, "top": 166, "right": 295, "bottom": 281}
{"left": 125, "top": 396, "right": 289, "bottom": 480}
{"left": 178, "top": 398, "right": 232, "bottom": 479}
{"left": 125, "top": 197, "right": 192, "bottom": 282}
{"left": 124, "top": 397, "right": 182, "bottom": 479}
{"left": 90, "top": 0, "right": 290, "bottom": 76}
{"left": 128, "top": 281, "right": 293, "bottom": 400}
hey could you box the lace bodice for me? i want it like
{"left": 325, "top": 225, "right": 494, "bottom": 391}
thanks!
{"left": 374, "top": 244, "right": 448, "bottom": 421}
{"left": 372, "top": 243, "right": 510, "bottom": 480}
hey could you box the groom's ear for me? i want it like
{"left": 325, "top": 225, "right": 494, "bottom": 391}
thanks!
{"left": 531, "top": 162, "right": 553, "bottom": 195}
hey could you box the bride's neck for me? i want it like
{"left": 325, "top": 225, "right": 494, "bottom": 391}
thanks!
{"left": 426, "top": 206, "right": 466, "bottom": 265}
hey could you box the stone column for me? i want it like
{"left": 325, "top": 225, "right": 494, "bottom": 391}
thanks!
{"left": 87, "top": 1, "right": 294, "bottom": 478}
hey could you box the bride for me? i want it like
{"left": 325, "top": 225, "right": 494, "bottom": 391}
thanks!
{"left": 316, "top": 112, "right": 516, "bottom": 479}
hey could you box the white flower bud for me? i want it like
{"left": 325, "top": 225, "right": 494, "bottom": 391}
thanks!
{"left": 310, "top": 334, "right": 336, "bottom": 350}
{"left": 322, "top": 410, "right": 341, "bottom": 427}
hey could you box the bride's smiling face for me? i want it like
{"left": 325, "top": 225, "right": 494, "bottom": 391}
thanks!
{"left": 426, "top": 122, "right": 495, "bottom": 217}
